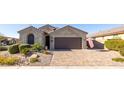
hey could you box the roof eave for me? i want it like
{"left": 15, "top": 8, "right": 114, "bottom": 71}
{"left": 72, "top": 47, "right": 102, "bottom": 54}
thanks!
{"left": 18, "top": 26, "right": 37, "bottom": 33}
{"left": 50, "top": 25, "right": 88, "bottom": 35}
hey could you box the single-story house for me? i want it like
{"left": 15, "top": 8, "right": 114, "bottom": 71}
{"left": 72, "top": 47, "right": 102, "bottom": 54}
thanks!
{"left": 90, "top": 26, "right": 124, "bottom": 43}
{"left": 18, "top": 25, "right": 88, "bottom": 50}
{"left": 0, "top": 36, "right": 17, "bottom": 46}
{"left": 89, "top": 26, "right": 124, "bottom": 49}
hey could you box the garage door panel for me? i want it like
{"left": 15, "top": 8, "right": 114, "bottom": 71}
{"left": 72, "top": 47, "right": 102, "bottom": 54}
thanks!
{"left": 55, "top": 37, "right": 82, "bottom": 49}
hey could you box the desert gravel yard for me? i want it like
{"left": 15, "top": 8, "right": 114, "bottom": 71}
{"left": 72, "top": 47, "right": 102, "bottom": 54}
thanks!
{"left": 0, "top": 51, "right": 53, "bottom": 66}
{"left": 50, "top": 49, "right": 124, "bottom": 66}
{"left": 1, "top": 49, "right": 124, "bottom": 66}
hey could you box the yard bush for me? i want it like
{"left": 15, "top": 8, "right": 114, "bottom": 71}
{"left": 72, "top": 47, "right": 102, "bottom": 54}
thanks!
{"left": 19, "top": 44, "right": 31, "bottom": 53}
{"left": 112, "top": 58, "right": 124, "bottom": 62}
{"left": 8, "top": 44, "right": 19, "bottom": 54}
{"left": 19, "top": 44, "right": 31, "bottom": 52}
{"left": 30, "top": 58, "right": 38, "bottom": 63}
{"left": 32, "top": 43, "right": 43, "bottom": 52}
{"left": 105, "top": 39, "right": 124, "bottom": 51}
{"left": 119, "top": 48, "right": 124, "bottom": 56}
{"left": 20, "top": 48, "right": 30, "bottom": 56}
{"left": 0, "top": 46, "right": 8, "bottom": 51}
{"left": 0, "top": 56, "right": 20, "bottom": 65}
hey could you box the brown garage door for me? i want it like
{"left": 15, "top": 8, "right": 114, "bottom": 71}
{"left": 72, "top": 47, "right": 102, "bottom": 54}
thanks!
{"left": 55, "top": 37, "right": 82, "bottom": 49}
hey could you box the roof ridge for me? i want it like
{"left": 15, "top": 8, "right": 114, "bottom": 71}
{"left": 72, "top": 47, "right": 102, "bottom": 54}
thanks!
{"left": 38, "top": 24, "right": 56, "bottom": 29}
{"left": 50, "top": 25, "right": 88, "bottom": 34}
{"left": 18, "top": 26, "right": 37, "bottom": 33}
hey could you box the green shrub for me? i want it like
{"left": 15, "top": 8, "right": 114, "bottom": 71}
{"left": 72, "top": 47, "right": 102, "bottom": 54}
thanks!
{"left": 0, "top": 56, "right": 20, "bottom": 65}
{"left": 119, "top": 48, "right": 124, "bottom": 56}
{"left": 8, "top": 44, "right": 19, "bottom": 54}
{"left": 30, "top": 58, "right": 38, "bottom": 63}
{"left": 21, "top": 48, "right": 30, "bottom": 56}
{"left": 32, "top": 43, "right": 42, "bottom": 52}
{"left": 105, "top": 39, "right": 124, "bottom": 51}
{"left": 19, "top": 44, "right": 31, "bottom": 53}
{"left": 0, "top": 46, "right": 8, "bottom": 51}
{"left": 112, "top": 58, "right": 124, "bottom": 62}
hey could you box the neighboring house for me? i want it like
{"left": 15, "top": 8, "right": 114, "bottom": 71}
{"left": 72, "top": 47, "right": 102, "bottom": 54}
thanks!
{"left": 89, "top": 26, "right": 124, "bottom": 49}
{"left": 0, "top": 36, "right": 17, "bottom": 46}
{"left": 18, "top": 25, "right": 88, "bottom": 50}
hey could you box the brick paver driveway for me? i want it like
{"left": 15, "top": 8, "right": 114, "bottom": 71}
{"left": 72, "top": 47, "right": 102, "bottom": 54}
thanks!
{"left": 50, "top": 49, "right": 124, "bottom": 66}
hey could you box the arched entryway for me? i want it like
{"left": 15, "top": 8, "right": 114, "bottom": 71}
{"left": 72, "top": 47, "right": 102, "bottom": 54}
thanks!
{"left": 27, "top": 34, "right": 34, "bottom": 44}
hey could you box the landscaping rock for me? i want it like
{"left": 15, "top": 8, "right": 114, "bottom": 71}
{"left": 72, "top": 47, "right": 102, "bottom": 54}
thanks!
{"left": 29, "top": 54, "right": 39, "bottom": 63}
{"left": 30, "top": 54, "right": 39, "bottom": 59}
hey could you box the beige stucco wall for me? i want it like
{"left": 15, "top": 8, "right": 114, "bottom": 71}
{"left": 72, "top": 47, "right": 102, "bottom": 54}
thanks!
{"left": 50, "top": 29, "right": 87, "bottom": 50}
{"left": 118, "top": 34, "right": 124, "bottom": 39}
{"left": 93, "top": 34, "right": 124, "bottom": 49}
{"left": 94, "top": 34, "right": 124, "bottom": 43}
{"left": 18, "top": 27, "right": 45, "bottom": 47}
{"left": 94, "top": 36, "right": 113, "bottom": 44}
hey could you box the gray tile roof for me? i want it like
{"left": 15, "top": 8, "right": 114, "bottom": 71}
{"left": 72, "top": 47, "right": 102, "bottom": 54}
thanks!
{"left": 18, "top": 26, "right": 38, "bottom": 33}
{"left": 50, "top": 25, "right": 88, "bottom": 35}
{"left": 18, "top": 24, "right": 88, "bottom": 34}
{"left": 38, "top": 24, "right": 56, "bottom": 33}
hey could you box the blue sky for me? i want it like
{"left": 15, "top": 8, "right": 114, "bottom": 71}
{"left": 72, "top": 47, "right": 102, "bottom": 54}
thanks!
{"left": 0, "top": 24, "right": 123, "bottom": 38}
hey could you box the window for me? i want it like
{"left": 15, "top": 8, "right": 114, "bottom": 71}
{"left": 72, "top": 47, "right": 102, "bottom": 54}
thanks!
{"left": 27, "top": 34, "right": 34, "bottom": 44}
